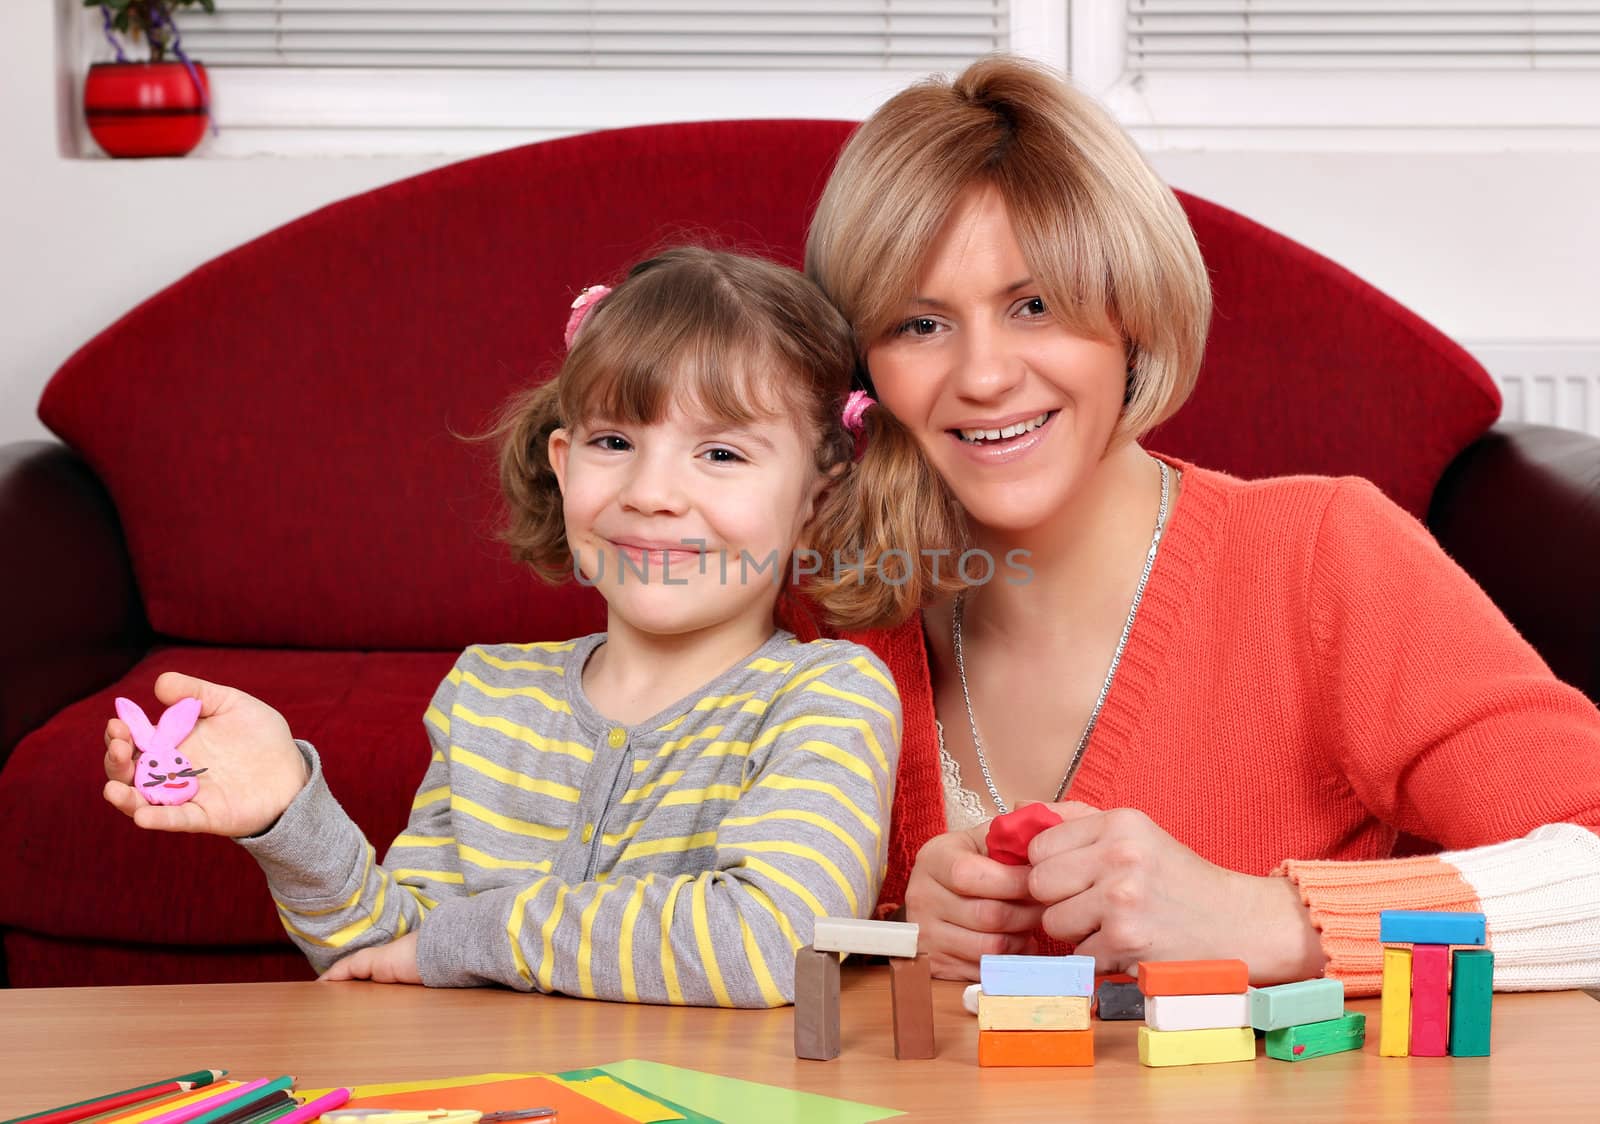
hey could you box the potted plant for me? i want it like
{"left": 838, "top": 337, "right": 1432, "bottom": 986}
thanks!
{"left": 83, "top": 1, "right": 216, "bottom": 158}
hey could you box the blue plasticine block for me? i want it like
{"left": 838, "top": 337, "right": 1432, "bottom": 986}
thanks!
{"left": 1378, "top": 910, "right": 1485, "bottom": 946}
{"left": 980, "top": 954, "right": 1096, "bottom": 997}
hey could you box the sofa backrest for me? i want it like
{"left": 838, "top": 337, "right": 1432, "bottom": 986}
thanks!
{"left": 41, "top": 119, "right": 1500, "bottom": 650}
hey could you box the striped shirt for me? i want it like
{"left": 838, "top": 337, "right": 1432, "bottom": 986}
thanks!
{"left": 240, "top": 629, "right": 901, "bottom": 1007}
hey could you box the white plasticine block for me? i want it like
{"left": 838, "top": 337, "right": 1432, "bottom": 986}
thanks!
{"left": 963, "top": 983, "right": 982, "bottom": 1015}
{"left": 1144, "top": 992, "right": 1252, "bottom": 1032}
{"left": 812, "top": 916, "right": 920, "bottom": 958}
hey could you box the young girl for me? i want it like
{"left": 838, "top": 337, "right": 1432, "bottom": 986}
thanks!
{"left": 101, "top": 246, "right": 951, "bottom": 1007}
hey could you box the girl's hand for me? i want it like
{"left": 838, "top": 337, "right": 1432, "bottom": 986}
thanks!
{"left": 102, "top": 671, "right": 307, "bottom": 838}
{"left": 902, "top": 825, "right": 1047, "bottom": 981}
{"left": 320, "top": 932, "right": 422, "bottom": 985}
{"left": 1029, "top": 802, "right": 1327, "bottom": 985}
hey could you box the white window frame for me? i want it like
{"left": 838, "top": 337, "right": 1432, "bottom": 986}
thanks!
{"left": 67, "top": 1, "right": 1067, "bottom": 158}
{"left": 1070, "top": 0, "right": 1600, "bottom": 152}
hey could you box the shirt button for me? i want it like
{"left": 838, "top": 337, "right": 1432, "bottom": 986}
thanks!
{"left": 608, "top": 727, "right": 626, "bottom": 748}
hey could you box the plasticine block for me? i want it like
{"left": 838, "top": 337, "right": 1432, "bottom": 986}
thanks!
{"left": 985, "top": 803, "right": 1063, "bottom": 865}
{"left": 1448, "top": 948, "right": 1495, "bottom": 1057}
{"left": 1096, "top": 979, "right": 1145, "bottom": 1020}
{"left": 980, "top": 954, "right": 1095, "bottom": 997}
{"left": 1136, "top": 959, "right": 1250, "bottom": 997}
{"left": 978, "top": 1028, "right": 1095, "bottom": 1067}
{"left": 793, "top": 946, "right": 840, "bottom": 1060}
{"left": 1137, "top": 1025, "right": 1256, "bottom": 1067}
{"left": 978, "top": 993, "right": 1092, "bottom": 1031}
{"left": 1410, "top": 943, "right": 1451, "bottom": 1057}
{"left": 1379, "top": 947, "right": 1413, "bottom": 1057}
{"left": 1379, "top": 909, "right": 1486, "bottom": 946}
{"left": 1249, "top": 977, "right": 1346, "bottom": 1031}
{"left": 1264, "top": 1012, "right": 1367, "bottom": 1062}
{"left": 1144, "top": 992, "right": 1251, "bottom": 1032}
{"left": 812, "top": 916, "right": 919, "bottom": 958}
{"left": 889, "top": 953, "right": 936, "bottom": 1059}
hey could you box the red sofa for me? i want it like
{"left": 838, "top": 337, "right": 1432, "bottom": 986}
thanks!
{"left": 4, "top": 120, "right": 1597, "bottom": 988}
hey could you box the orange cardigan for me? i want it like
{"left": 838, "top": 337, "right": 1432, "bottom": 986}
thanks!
{"left": 825, "top": 458, "right": 1600, "bottom": 992}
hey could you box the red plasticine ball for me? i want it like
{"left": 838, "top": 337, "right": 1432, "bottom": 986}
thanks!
{"left": 986, "top": 803, "right": 1064, "bottom": 865}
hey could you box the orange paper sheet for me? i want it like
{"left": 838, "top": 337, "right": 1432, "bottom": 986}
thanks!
{"left": 343, "top": 1076, "right": 637, "bottom": 1124}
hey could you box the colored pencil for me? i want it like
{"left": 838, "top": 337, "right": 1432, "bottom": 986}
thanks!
{"left": 262, "top": 1090, "right": 349, "bottom": 1124}
{"left": 236, "top": 1105, "right": 297, "bottom": 1124}
{"left": 140, "top": 1081, "right": 272, "bottom": 1124}
{"left": 6, "top": 1075, "right": 227, "bottom": 1124}
{"left": 198, "top": 1092, "right": 294, "bottom": 1124}
{"left": 185, "top": 1082, "right": 295, "bottom": 1124}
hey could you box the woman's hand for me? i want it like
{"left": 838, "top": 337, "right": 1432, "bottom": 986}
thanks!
{"left": 1029, "top": 802, "right": 1327, "bottom": 985}
{"left": 320, "top": 932, "right": 422, "bottom": 985}
{"left": 103, "top": 671, "right": 308, "bottom": 838}
{"left": 903, "top": 825, "right": 1047, "bottom": 980}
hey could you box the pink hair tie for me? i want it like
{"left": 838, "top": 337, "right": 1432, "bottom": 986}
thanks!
{"left": 842, "top": 389, "right": 875, "bottom": 435}
{"left": 564, "top": 284, "right": 612, "bottom": 350}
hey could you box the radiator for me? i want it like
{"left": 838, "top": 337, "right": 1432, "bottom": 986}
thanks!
{"left": 1466, "top": 343, "right": 1600, "bottom": 438}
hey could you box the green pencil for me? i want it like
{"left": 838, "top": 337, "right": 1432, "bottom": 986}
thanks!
{"left": 3, "top": 1073, "right": 227, "bottom": 1124}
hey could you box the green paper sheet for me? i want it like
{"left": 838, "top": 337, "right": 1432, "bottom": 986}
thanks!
{"left": 595, "top": 1061, "right": 902, "bottom": 1124}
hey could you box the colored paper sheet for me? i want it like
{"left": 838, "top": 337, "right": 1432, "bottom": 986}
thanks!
{"left": 551, "top": 1069, "right": 720, "bottom": 1124}
{"left": 548, "top": 1075, "right": 686, "bottom": 1123}
{"left": 596, "top": 1061, "right": 902, "bottom": 1124}
{"left": 296, "top": 1078, "right": 532, "bottom": 1103}
{"left": 336, "top": 1077, "right": 635, "bottom": 1124}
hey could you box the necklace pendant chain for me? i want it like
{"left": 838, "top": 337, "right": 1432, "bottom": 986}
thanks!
{"left": 954, "top": 459, "right": 1172, "bottom": 816}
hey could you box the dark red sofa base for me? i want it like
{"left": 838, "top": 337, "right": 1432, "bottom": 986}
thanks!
{"left": 5, "top": 931, "right": 312, "bottom": 988}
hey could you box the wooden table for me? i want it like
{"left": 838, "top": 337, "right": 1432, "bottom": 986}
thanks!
{"left": 4, "top": 972, "right": 1597, "bottom": 1122}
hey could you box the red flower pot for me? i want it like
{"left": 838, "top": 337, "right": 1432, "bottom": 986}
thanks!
{"left": 84, "top": 61, "right": 210, "bottom": 159}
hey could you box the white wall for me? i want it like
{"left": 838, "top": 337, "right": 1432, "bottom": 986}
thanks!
{"left": 4, "top": 2, "right": 1598, "bottom": 449}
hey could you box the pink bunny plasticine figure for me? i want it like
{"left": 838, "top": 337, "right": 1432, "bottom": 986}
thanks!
{"left": 115, "top": 696, "right": 207, "bottom": 806}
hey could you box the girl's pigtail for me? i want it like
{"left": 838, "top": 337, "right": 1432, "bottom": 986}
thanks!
{"left": 807, "top": 406, "right": 967, "bottom": 631}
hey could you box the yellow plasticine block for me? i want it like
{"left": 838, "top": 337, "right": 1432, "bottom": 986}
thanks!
{"left": 1380, "top": 946, "right": 1413, "bottom": 1057}
{"left": 1138, "top": 1025, "right": 1257, "bottom": 1067}
{"left": 978, "top": 993, "right": 1092, "bottom": 1031}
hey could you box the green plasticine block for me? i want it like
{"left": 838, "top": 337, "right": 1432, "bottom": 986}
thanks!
{"left": 1249, "top": 978, "right": 1345, "bottom": 1031}
{"left": 1265, "top": 1012, "right": 1367, "bottom": 1062}
{"left": 1449, "top": 948, "right": 1495, "bottom": 1057}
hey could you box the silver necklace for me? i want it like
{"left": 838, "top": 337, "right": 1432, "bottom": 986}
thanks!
{"left": 952, "top": 458, "right": 1172, "bottom": 815}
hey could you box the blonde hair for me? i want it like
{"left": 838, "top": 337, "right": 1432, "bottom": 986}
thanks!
{"left": 492, "top": 245, "right": 963, "bottom": 630}
{"left": 805, "top": 54, "right": 1212, "bottom": 441}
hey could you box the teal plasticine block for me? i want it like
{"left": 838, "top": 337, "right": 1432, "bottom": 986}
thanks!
{"left": 1449, "top": 948, "right": 1495, "bottom": 1057}
{"left": 1378, "top": 909, "right": 1486, "bottom": 946}
{"left": 1249, "top": 978, "right": 1345, "bottom": 1031}
{"left": 1265, "top": 1012, "right": 1367, "bottom": 1062}
{"left": 980, "top": 954, "right": 1096, "bottom": 997}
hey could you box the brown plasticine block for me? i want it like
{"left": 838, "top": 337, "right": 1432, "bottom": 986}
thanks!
{"left": 794, "top": 945, "right": 841, "bottom": 1060}
{"left": 890, "top": 952, "right": 937, "bottom": 1059}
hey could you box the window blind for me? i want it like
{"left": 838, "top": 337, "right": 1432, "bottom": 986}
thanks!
{"left": 175, "top": 0, "right": 1011, "bottom": 70}
{"left": 1126, "top": 1, "right": 1600, "bottom": 70}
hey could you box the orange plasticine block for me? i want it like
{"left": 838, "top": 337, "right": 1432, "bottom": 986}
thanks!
{"left": 978, "top": 1028, "right": 1095, "bottom": 1067}
{"left": 1136, "top": 959, "right": 1250, "bottom": 997}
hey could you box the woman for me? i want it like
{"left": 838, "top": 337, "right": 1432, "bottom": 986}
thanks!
{"left": 804, "top": 55, "right": 1600, "bottom": 994}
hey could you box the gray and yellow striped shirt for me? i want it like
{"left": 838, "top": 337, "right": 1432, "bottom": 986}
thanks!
{"left": 240, "top": 629, "right": 900, "bottom": 1007}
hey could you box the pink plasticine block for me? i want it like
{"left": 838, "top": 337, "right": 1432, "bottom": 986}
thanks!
{"left": 115, "top": 696, "right": 206, "bottom": 806}
{"left": 986, "top": 804, "right": 1064, "bottom": 866}
{"left": 1410, "top": 943, "right": 1450, "bottom": 1056}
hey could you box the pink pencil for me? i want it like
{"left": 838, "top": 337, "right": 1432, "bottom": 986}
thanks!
{"left": 263, "top": 1089, "right": 350, "bottom": 1124}
{"left": 141, "top": 1081, "right": 273, "bottom": 1124}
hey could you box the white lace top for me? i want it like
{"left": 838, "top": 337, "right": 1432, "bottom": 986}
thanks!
{"left": 937, "top": 718, "right": 996, "bottom": 831}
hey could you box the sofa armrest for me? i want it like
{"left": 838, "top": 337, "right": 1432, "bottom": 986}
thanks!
{"left": 0, "top": 441, "right": 149, "bottom": 764}
{"left": 1428, "top": 422, "right": 1600, "bottom": 704}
